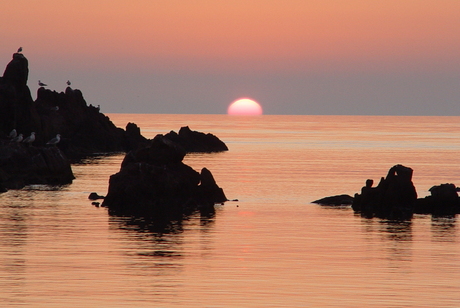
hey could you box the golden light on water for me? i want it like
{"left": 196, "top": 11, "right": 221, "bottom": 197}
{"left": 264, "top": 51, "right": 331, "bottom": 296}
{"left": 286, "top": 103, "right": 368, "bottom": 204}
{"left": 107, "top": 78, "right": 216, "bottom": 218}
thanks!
{"left": 227, "top": 98, "right": 263, "bottom": 115}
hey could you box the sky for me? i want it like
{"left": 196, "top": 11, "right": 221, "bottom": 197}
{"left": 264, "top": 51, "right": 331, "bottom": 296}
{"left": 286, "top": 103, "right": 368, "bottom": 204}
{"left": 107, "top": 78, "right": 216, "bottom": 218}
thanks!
{"left": 1, "top": 0, "right": 460, "bottom": 115}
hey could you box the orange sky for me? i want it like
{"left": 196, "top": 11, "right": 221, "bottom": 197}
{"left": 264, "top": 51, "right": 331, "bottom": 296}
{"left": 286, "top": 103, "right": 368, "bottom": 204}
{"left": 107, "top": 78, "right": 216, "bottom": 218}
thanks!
{"left": 3, "top": 0, "right": 459, "bottom": 72}
{"left": 1, "top": 0, "right": 460, "bottom": 114}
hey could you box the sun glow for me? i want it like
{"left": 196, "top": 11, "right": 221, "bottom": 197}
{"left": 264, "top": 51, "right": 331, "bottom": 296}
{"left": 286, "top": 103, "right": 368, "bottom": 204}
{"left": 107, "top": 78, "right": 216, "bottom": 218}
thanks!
{"left": 227, "top": 98, "right": 263, "bottom": 115}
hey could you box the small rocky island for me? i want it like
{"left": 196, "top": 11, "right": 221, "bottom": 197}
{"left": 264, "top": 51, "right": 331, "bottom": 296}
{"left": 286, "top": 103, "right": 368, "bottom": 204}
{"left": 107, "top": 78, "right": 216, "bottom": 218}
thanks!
{"left": 313, "top": 164, "right": 460, "bottom": 220}
{"left": 102, "top": 134, "right": 228, "bottom": 220}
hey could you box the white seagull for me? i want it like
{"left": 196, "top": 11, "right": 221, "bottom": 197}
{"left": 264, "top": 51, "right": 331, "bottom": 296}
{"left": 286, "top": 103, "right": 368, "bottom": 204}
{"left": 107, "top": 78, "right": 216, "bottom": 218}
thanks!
{"left": 8, "top": 129, "right": 17, "bottom": 139}
{"left": 23, "top": 132, "right": 35, "bottom": 144}
{"left": 46, "top": 134, "right": 61, "bottom": 145}
{"left": 12, "top": 134, "right": 23, "bottom": 143}
{"left": 38, "top": 80, "right": 47, "bottom": 87}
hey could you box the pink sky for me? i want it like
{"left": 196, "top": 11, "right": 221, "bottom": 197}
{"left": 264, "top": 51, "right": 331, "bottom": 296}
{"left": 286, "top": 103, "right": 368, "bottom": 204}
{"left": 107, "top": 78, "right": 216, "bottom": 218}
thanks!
{"left": 2, "top": 0, "right": 460, "bottom": 114}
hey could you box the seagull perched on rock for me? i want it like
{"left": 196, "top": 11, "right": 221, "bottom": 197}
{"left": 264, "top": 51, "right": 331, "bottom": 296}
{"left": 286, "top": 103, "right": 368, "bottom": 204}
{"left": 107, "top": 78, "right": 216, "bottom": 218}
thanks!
{"left": 8, "top": 129, "right": 17, "bottom": 139}
{"left": 38, "top": 80, "right": 47, "bottom": 87}
{"left": 46, "top": 134, "right": 61, "bottom": 145}
{"left": 66, "top": 80, "right": 71, "bottom": 86}
{"left": 23, "top": 132, "right": 35, "bottom": 144}
{"left": 12, "top": 134, "right": 23, "bottom": 143}
{"left": 17, "top": 47, "right": 22, "bottom": 53}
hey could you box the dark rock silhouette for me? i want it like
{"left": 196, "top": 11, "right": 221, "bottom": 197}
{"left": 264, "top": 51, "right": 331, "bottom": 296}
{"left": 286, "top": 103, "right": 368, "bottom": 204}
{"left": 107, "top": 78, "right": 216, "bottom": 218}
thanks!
{"left": 0, "top": 52, "right": 147, "bottom": 160}
{"left": 312, "top": 194, "right": 354, "bottom": 206}
{"left": 102, "top": 134, "right": 227, "bottom": 221}
{"left": 415, "top": 183, "right": 460, "bottom": 216}
{"left": 0, "top": 52, "right": 228, "bottom": 194}
{"left": 317, "top": 166, "right": 460, "bottom": 219}
{"left": 0, "top": 52, "right": 151, "bottom": 191}
{"left": 352, "top": 165, "right": 417, "bottom": 220}
{"left": 88, "top": 192, "right": 105, "bottom": 200}
{"left": 0, "top": 140, "right": 74, "bottom": 189}
{"left": 163, "top": 126, "right": 228, "bottom": 153}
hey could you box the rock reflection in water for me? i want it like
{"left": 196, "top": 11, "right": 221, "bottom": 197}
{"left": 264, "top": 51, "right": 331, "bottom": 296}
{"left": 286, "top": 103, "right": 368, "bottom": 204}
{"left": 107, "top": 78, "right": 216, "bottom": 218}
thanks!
{"left": 109, "top": 210, "right": 216, "bottom": 260}
{"left": 431, "top": 216, "right": 457, "bottom": 242}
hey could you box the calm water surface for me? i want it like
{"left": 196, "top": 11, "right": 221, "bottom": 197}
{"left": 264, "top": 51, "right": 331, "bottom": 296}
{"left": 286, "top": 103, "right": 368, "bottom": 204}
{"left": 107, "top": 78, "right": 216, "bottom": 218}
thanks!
{"left": 1, "top": 114, "right": 460, "bottom": 307}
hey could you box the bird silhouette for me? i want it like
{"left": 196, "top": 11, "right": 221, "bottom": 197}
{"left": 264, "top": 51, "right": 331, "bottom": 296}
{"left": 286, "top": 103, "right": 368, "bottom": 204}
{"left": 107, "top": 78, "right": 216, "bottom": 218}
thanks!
{"left": 38, "top": 80, "right": 47, "bottom": 87}
{"left": 8, "top": 129, "right": 17, "bottom": 139}
{"left": 23, "top": 132, "right": 36, "bottom": 144}
{"left": 17, "top": 47, "right": 22, "bottom": 53}
{"left": 12, "top": 134, "right": 23, "bottom": 143}
{"left": 66, "top": 80, "right": 71, "bottom": 86}
{"left": 46, "top": 134, "right": 61, "bottom": 145}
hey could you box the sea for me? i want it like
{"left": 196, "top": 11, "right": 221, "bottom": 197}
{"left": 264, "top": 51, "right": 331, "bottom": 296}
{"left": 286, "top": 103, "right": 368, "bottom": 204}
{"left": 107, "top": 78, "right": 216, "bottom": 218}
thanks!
{"left": 1, "top": 114, "right": 460, "bottom": 307}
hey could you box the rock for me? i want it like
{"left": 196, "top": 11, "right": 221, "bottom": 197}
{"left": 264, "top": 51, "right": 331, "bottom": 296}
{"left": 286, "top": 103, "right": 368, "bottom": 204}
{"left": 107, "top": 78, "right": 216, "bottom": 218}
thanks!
{"left": 163, "top": 126, "right": 228, "bottom": 153}
{"left": 0, "top": 53, "right": 147, "bottom": 160}
{"left": 102, "top": 134, "right": 227, "bottom": 220}
{"left": 312, "top": 194, "right": 354, "bottom": 206}
{"left": 125, "top": 122, "right": 148, "bottom": 150}
{"left": 2, "top": 53, "right": 29, "bottom": 89}
{"left": 0, "top": 140, "right": 74, "bottom": 190}
{"left": 197, "top": 167, "right": 227, "bottom": 204}
{"left": 415, "top": 183, "right": 460, "bottom": 216}
{"left": 88, "top": 192, "right": 105, "bottom": 200}
{"left": 352, "top": 165, "right": 417, "bottom": 220}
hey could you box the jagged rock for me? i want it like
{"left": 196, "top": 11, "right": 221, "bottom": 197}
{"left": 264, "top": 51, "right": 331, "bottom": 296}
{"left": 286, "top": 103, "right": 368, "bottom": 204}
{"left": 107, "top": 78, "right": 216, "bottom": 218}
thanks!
{"left": 163, "top": 126, "right": 228, "bottom": 153}
{"left": 415, "top": 183, "right": 460, "bottom": 216}
{"left": 352, "top": 165, "right": 417, "bottom": 220}
{"left": 0, "top": 140, "right": 74, "bottom": 190}
{"left": 0, "top": 52, "right": 147, "bottom": 160}
{"left": 312, "top": 194, "right": 354, "bottom": 206}
{"left": 102, "top": 134, "right": 227, "bottom": 220}
{"left": 125, "top": 122, "right": 148, "bottom": 150}
{"left": 197, "top": 167, "right": 228, "bottom": 204}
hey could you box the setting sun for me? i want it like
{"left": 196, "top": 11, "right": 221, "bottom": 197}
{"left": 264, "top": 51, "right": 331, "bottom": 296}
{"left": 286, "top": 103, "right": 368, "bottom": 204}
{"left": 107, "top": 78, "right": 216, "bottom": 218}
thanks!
{"left": 227, "top": 98, "right": 263, "bottom": 115}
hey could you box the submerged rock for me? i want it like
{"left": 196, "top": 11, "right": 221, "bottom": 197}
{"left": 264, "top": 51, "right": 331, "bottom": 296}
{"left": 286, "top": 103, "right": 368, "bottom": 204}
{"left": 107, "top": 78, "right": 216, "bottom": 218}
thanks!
{"left": 312, "top": 194, "right": 354, "bottom": 206}
{"left": 102, "top": 134, "right": 227, "bottom": 220}
{"left": 88, "top": 192, "right": 105, "bottom": 200}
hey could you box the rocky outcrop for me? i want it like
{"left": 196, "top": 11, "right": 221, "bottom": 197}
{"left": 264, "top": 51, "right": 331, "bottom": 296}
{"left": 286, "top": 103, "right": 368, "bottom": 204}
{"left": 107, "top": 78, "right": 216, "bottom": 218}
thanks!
{"left": 163, "top": 126, "right": 228, "bottom": 153}
{"left": 415, "top": 184, "right": 460, "bottom": 216}
{"left": 0, "top": 140, "right": 74, "bottom": 190}
{"left": 102, "top": 135, "right": 227, "bottom": 220}
{"left": 352, "top": 165, "right": 417, "bottom": 220}
{"left": 316, "top": 164, "right": 460, "bottom": 219}
{"left": 0, "top": 52, "right": 147, "bottom": 160}
{"left": 0, "top": 51, "right": 151, "bottom": 191}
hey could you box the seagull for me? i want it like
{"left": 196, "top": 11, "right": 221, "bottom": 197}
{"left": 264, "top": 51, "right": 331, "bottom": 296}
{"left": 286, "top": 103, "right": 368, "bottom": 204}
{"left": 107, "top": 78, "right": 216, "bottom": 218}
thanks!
{"left": 8, "top": 129, "right": 17, "bottom": 139}
{"left": 17, "top": 47, "right": 22, "bottom": 53}
{"left": 38, "top": 80, "right": 47, "bottom": 87}
{"left": 46, "top": 134, "right": 61, "bottom": 145}
{"left": 11, "top": 134, "right": 23, "bottom": 143}
{"left": 66, "top": 80, "right": 71, "bottom": 86}
{"left": 23, "top": 132, "right": 35, "bottom": 144}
